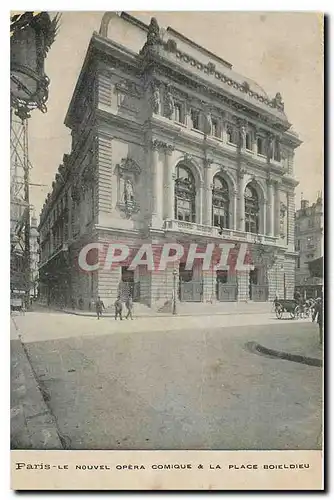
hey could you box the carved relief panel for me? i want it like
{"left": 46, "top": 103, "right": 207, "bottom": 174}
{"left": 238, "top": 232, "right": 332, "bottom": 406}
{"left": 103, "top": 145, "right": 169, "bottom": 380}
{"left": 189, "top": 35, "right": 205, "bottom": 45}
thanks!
{"left": 115, "top": 80, "right": 141, "bottom": 115}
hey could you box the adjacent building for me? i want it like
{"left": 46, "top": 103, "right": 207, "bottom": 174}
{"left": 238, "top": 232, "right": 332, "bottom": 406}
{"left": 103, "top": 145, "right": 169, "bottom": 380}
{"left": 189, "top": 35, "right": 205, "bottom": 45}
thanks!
{"left": 38, "top": 12, "right": 301, "bottom": 310}
{"left": 295, "top": 195, "right": 323, "bottom": 298}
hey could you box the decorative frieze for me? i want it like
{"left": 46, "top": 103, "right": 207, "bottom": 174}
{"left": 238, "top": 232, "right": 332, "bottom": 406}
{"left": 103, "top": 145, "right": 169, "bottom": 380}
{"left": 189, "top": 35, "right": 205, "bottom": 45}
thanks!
{"left": 160, "top": 38, "right": 286, "bottom": 114}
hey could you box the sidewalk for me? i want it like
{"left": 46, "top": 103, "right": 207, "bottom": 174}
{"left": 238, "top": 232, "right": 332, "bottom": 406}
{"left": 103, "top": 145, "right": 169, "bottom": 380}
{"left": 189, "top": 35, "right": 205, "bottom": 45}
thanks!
{"left": 249, "top": 322, "right": 323, "bottom": 367}
{"left": 10, "top": 316, "right": 63, "bottom": 449}
{"left": 36, "top": 300, "right": 273, "bottom": 318}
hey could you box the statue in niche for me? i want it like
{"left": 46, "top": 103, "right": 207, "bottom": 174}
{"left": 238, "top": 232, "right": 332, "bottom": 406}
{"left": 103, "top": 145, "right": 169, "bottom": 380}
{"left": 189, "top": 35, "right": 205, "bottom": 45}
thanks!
{"left": 164, "top": 87, "right": 174, "bottom": 119}
{"left": 267, "top": 135, "right": 274, "bottom": 158}
{"left": 240, "top": 125, "right": 247, "bottom": 149}
{"left": 124, "top": 178, "right": 134, "bottom": 204}
{"left": 151, "top": 85, "right": 160, "bottom": 114}
{"left": 203, "top": 111, "right": 212, "bottom": 135}
{"left": 280, "top": 202, "right": 287, "bottom": 237}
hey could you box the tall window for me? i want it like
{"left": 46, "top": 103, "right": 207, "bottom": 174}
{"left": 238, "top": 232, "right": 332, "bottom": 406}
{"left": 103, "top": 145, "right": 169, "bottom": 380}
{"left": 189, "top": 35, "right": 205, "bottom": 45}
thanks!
{"left": 212, "top": 118, "right": 219, "bottom": 138}
{"left": 257, "top": 136, "right": 265, "bottom": 155}
{"left": 245, "top": 184, "right": 260, "bottom": 234}
{"left": 226, "top": 124, "right": 238, "bottom": 145}
{"left": 175, "top": 165, "right": 196, "bottom": 222}
{"left": 190, "top": 109, "right": 200, "bottom": 130}
{"left": 212, "top": 176, "right": 230, "bottom": 229}
{"left": 246, "top": 132, "right": 252, "bottom": 150}
{"left": 174, "top": 102, "right": 184, "bottom": 124}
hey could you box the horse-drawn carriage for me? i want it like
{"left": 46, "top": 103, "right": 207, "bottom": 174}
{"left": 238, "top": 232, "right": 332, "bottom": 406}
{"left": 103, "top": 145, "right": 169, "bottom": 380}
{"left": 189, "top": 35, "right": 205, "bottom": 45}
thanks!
{"left": 274, "top": 298, "right": 315, "bottom": 320}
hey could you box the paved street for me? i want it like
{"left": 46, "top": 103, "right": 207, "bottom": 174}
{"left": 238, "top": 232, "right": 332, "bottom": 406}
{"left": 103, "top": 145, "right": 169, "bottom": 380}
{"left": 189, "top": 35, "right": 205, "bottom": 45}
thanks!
{"left": 12, "top": 310, "right": 322, "bottom": 451}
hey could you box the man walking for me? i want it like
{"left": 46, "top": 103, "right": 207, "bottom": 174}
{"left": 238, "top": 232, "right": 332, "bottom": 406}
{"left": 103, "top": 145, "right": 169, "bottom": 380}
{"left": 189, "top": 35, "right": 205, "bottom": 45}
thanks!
{"left": 125, "top": 295, "right": 134, "bottom": 320}
{"left": 114, "top": 296, "right": 123, "bottom": 321}
{"left": 95, "top": 296, "right": 105, "bottom": 320}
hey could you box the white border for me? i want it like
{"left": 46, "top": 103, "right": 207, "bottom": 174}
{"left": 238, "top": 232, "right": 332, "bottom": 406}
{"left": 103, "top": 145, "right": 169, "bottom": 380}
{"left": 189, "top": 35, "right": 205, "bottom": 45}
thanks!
{"left": 2, "top": 3, "right": 330, "bottom": 499}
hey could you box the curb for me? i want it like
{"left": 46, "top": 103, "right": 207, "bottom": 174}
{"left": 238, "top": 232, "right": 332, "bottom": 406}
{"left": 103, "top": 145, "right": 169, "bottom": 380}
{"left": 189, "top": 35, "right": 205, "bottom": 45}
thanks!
{"left": 35, "top": 306, "right": 272, "bottom": 319}
{"left": 249, "top": 342, "right": 322, "bottom": 367}
{"left": 11, "top": 318, "right": 64, "bottom": 450}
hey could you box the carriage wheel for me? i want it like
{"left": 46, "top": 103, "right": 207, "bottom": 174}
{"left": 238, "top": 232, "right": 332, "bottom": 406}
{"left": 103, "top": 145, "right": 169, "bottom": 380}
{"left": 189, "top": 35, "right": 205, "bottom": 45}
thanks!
{"left": 276, "top": 306, "right": 283, "bottom": 319}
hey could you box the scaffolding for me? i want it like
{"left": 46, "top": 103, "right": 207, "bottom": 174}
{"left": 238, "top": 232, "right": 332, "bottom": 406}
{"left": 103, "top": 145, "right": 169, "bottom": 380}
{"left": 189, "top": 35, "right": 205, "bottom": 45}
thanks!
{"left": 10, "top": 110, "right": 31, "bottom": 305}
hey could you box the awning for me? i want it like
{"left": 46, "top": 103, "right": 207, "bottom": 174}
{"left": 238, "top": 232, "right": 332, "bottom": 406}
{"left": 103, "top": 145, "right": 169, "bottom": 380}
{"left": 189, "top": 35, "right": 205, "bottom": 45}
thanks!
{"left": 308, "top": 257, "right": 323, "bottom": 278}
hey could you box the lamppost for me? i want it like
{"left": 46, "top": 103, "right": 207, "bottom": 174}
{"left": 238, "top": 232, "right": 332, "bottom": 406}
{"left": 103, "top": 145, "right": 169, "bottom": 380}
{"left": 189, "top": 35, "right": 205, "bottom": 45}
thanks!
{"left": 10, "top": 12, "right": 59, "bottom": 309}
{"left": 172, "top": 269, "right": 177, "bottom": 315}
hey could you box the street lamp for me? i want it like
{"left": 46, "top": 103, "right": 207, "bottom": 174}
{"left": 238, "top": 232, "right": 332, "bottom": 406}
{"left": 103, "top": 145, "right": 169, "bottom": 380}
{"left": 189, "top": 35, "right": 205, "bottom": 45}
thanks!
{"left": 10, "top": 12, "right": 60, "bottom": 119}
{"left": 172, "top": 269, "right": 177, "bottom": 315}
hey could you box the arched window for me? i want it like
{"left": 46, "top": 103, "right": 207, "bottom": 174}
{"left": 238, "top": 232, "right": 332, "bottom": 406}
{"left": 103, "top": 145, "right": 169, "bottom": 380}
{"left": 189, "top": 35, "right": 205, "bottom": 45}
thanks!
{"left": 174, "top": 164, "right": 196, "bottom": 222}
{"left": 212, "top": 176, "right": 230, "bottom": 229}
{"left": 245, "top": 183, "right": 260, "bottom": 233}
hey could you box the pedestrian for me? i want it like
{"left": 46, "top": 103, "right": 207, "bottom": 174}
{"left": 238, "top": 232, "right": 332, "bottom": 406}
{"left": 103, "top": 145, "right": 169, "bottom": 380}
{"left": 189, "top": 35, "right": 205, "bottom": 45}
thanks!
{"left": 114, "top": 296, "right": 123, "bottom": 321}
{"left": 95, "top": 296, "right": 105, "bottom": 320}
{"left": 125, "top": 295, "right": 134, "bottom": 320}
{"left": 316, "top": 298, "right": 323, "bottom": 345}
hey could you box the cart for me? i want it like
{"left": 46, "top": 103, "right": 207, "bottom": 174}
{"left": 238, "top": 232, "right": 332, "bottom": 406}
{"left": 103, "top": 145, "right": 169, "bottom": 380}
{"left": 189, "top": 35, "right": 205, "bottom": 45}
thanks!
{"left": 274, "top": 299, "right": 298, "bottom": 319}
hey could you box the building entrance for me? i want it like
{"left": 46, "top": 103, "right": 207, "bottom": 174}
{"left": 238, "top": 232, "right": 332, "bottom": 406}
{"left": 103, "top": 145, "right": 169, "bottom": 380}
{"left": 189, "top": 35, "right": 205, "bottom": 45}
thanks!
{"left": 179, "top": 263, "right": 203, "bottom": 302}
{"left": 216, "top": 270, "right": 237, "bottom": 301}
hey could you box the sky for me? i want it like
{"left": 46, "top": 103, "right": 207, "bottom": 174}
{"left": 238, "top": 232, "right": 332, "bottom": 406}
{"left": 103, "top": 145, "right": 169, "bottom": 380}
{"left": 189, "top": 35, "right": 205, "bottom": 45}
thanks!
{"left": 27, "top": 11, "right": 323, "bottom": 217}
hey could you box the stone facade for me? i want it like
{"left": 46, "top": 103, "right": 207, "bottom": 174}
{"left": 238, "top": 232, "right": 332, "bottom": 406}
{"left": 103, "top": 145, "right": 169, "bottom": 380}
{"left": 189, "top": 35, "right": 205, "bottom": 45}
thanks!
{"left": 38, "top": 12, "right": 301, "bottom": 310}
{"left": 295, "top": 196, "right": 323, "bottom": 298}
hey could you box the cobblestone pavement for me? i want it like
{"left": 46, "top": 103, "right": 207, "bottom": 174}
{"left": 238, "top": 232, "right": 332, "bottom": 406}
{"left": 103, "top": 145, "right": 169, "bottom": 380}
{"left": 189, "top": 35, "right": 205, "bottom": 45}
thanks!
{"left": 17, "top": 311, "right": 322, "bottom": 451}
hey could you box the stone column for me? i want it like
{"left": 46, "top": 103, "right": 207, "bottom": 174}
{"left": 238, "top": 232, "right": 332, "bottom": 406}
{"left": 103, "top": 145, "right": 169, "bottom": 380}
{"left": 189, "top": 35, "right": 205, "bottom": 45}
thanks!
{"left": 232, "top": 189, "right": 238, "bottom": 230}
{"left": 274, "top": 182, "right": 281, "bottom": 237}
{"left": 222, "top": 120, "right": 228, "bottom": 143}
{"left": 237, "top": 172, "right": 246, "bottom": 231}
{"left": 203, "top": 160, "right": 213, "bottom": 225}
{"left": 267, "top": 180, "right": 275, "bottom": 236}
{"left": 266, "top": 133, "right": 274, "bottom": 165}
{"left": 261, "top": 199, "right": 267, "bottom": 235}
{"left": 197, "top": 182, "right": 204, "bottom": 224}
{"left": 164, "top": 145, "right": 175, "bottom": 220}
{"left": 253, "top": 129, "right": 258, "bottom": 155}
{"left": 151, "top": 140, "right": 164, "bottom": 227}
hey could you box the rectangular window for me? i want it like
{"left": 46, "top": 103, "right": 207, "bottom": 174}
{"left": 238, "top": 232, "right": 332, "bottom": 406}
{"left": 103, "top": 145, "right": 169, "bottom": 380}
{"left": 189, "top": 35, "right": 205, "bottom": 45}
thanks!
{"left": 212, "top": 119, "right": 219, "bottom": 138}
{"left": 296, "top": 239, "right": 300, "bottom": 251}
{"left": 257, "top": 137, "right": 265, "bottom": 155}
{"left": 217, "top": 270, "right": 228, "bottom": 284}
{"left": 174, "top": 102, "right": 183, "bottom": 124}
{"left": 274, "top": 139, "right": 281, "bottom": 161}
{"left": 190, "top": 109, "right": 200, "bottom": 130}
{"left": 297, "top": 257, "right": 300, "bottom": 269}
{"left": 246, "top": 133, "right": 252, "bottom": 150}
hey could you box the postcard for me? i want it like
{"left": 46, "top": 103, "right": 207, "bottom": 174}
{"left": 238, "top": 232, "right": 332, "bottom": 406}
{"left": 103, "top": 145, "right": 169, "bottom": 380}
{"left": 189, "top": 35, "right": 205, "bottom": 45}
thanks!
{"left": 10, "top": 10, "right": 324, "bottom": 490}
